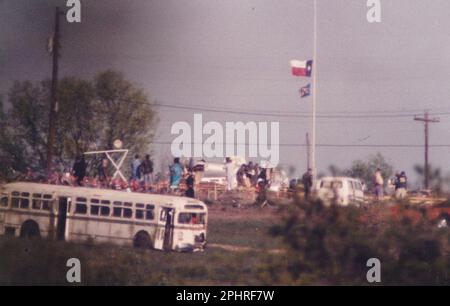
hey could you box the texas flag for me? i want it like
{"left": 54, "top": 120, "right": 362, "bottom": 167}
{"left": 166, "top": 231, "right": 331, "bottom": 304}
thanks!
{"left": 290, "top": 60, "right": 313, "bottom": 77}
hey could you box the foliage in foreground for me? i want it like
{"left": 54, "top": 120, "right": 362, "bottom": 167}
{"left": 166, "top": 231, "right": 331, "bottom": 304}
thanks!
{"left": 1, "top": 201, "right": 450, "bottom": 285}
{"left": 270, "top": 200, "right": 450, "bottom": 285}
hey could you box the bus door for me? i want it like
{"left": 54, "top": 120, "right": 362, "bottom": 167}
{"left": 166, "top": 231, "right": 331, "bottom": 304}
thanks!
{"left": 56, "top": 197, "right": 69, "bottom": 241}
{"left": 154, "top": 207, "right": 175, "bottom": 251}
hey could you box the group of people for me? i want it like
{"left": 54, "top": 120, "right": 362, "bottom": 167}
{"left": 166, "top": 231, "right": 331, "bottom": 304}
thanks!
{"left": 169, "top": 158, "right": 195, "bottom": 198}
{"left": 374, "top": 168, "right": 408, "bottom": 200}
{"left": 130, "top": 154, "right": 155, "bottom": 191}
{"left": 65, "top": 154, "right": 156, "bottom": 192}
{"left": 235, "top": 161, "right": 261, "bottom": 188}
{"left": 71, "top": 154, "right": 196, "bottom": 196}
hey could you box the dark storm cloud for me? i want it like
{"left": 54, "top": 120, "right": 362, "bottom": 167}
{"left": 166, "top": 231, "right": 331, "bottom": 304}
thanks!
{"left": 2, "top": 0, "right": 450, "bottom": 181}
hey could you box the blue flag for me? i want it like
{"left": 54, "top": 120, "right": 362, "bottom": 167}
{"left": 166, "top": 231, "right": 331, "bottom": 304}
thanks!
{"left": 300, "top": 84, "right": 311, "bottom": 98}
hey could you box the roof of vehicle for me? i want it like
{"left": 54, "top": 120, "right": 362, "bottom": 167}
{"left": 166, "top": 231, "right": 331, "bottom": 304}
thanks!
{"left": 1, "top": 182, "right": 206, "bottom": 209}
{"left": 317, "top": 176, "right": 362, "bottom": 182}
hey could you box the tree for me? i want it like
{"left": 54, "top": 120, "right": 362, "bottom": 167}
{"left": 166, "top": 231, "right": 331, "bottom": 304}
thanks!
{"left": 0, "top": 95, "right": 28, "bottom": 179}
{"left": 94, "top": 70, "right": 158, "bottom": 154}
{"left": 413, "top": 164, "right": 450, "bottom": 194}
{"left": 347, "top": 153, "right": 393, "bottom": 190}
{"left": 3, "top": 70, "right": 158, "bottom": 178}
{"left": 56, "top": 77, "right": 96, "bottom": 161}
{"left": 328, "top": 153, "right": 393, "bottom": 191}
{"left": 7, "top": 81, "right": 49, "bottom": 170}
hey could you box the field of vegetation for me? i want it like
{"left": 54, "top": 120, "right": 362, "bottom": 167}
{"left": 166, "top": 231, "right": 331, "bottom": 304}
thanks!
{"left": 1, "top": 200, "right": 450, "bottom": 285}
{"left": 0, "top": 205, "right": 284, "bottom": 286}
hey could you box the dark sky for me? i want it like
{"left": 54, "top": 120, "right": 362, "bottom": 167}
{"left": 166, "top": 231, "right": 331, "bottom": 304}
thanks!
{"left": 2, "top": 0, "right": 450, "bottom": 184}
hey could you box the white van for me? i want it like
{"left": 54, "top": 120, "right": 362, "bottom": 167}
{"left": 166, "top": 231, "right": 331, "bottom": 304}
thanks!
{"left": 315, "top": 177, "right": 365, "bottom": 206}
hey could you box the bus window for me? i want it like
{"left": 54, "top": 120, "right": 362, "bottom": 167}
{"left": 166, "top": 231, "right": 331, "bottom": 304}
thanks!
{"left": 100, "top": 206, "right": 110, "bottom": 216}
{"left": 136, "top": 204, "right": 154, "bottom": 220}
{"left": 123, "top": 202, "right": 133, "bottom": 218}
{"left": 43, "top": 195, "right": 52, "bottom": 210}
{"left": 75, "top": 198, "right": 87, "bottom": 215}
{"left": 32, "top": 194, "right": 41, "bottom": 209}
{"left": 91, "top": 205, "right": 100, "bottom": 215}
{"left": 135, "top": 203, "right": 144, "bottom": 219}
{"left": 145, "top": 205, "right": 155, "bottom": 220}
{"left": 0, "top": 195, "right": 8, "bottom": 207}
{"left": 32, "top": 199, "right": 42, "bottom": 210}
{"left": 113, "top": 207, "right": 121, "bottom": 217}
{"left": 90, "top": 199, "right": 110, "bottom": 217}
{"left": 20, "top": 198, "right": 30, "bottom": 209}
{"left": 112, "top": 202, "right": 132, "bottom": 218}
{"left": 123, "top": 208, "right": 132, "bottom": 218}
{"left": 113, "top": 201, "right": 122, "bottom": 217}
{"left": 11, "top": 191, "right": 20, "bottom": 208}
{"left": 11, "top": 192, "right": 30, "bottom": 209}
{"left": 178, "top": 213, "right": 206, "bottom": 225}
{"left": 31, "top": 193, "right": 51, "bottom": 210}
{"left": 184, "top": 204, "right": 204, "bottom": 210}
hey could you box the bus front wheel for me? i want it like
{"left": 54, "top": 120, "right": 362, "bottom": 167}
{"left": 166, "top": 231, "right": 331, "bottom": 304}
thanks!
{"left": 20, "top": 220, "right": 41, "bottom": 239}
{"left": 133, "top": 231, "right": 152, "bottom": 249}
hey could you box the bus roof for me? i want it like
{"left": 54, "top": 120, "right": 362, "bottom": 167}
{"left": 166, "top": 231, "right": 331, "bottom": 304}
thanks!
{"left": 1, "top": 182, "right": 206, "bottom": 209}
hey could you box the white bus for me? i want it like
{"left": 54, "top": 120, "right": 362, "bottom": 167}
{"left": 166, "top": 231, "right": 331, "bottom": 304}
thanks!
{"left": 0, "top": 182, "right": 207, "bottom": 252}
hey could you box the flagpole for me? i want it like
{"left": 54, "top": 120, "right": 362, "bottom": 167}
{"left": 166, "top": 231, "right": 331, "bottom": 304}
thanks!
{"left": 311, "top": 0, "right": 318, "bottom": 182}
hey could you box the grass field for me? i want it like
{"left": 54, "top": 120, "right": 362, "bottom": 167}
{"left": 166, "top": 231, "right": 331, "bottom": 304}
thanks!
{"left": 3, "top": 200, "right": 450, "bottom": 285}
{"left": 0, "top": 205, "right": 286, "bottom": 286}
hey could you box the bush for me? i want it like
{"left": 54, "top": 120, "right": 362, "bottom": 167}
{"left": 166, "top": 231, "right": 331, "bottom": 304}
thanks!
{"left": 268, "top": 200, "right": 450, "bottom": 285}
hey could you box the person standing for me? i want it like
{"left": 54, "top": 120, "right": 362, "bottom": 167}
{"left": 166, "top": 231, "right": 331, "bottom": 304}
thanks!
{"left": 131, "top": 155, "right": 141, "bottom": 181}
{"left": 193, "top": 159, "right": 206, "bottom": 189}
{"left": 72, "top": 155, "right": 87, "bottom": 186}
{"left": 98, "top": 158, "right": 109, "bottom": 188}
{"left": 302, "top": 168, "right": 313, "bottom": 200}
{"left": 185, "top": 170, "right": 195, "bottom": 198}
{"left": 141, "top": 154, "right": 154, "bottom": 191}
{"left": 395, "top": 171, "right": 408, "bottom": 200}
{"left": 170, "top": 158, "right": 183, "bottom": 190}
{"left": 374, "top": 168, "right": 384, "bottom": 201}
{"left": 225, "top": 157, "right": 235, "bottom": 191}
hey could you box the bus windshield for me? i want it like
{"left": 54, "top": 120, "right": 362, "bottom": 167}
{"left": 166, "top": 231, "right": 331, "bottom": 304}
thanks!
{"left": 178, "top": 212, "right": 206, "bottom": 225}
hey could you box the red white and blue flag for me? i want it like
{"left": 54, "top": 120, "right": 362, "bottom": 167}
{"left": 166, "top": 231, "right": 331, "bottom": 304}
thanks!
{"left": 290, "top": 60, "right": 313, "bottom": 77}
{"left": 300, "top": 84, "right": 311, "bottom": 98}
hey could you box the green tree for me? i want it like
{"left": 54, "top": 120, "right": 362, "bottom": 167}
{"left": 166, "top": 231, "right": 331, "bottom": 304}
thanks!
{"left": 56, "top": 77, "right": 97, "bottom": 160}
{"left": 7, "top": 81, "right": 49, "bottom": 170}
{"left": 346, "top": 152, "right": 393, "bottom": 190}
{"left": 413, "top": 164, "right": 450, "bottom": 194}
{"left": 4, "top": 70, "right": 158, "bottom": 177}
{"left": 94, "top": 70, "right": 158, "bottom": 154}
{"left": 0, "top": 96, "right": 28, "bottom": 179}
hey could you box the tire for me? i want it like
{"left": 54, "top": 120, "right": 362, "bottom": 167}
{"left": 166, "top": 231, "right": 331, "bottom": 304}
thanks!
{"left": 20, "top": 220, "right": 41, "bottom": 239}
{"left": 133, "top": 231, "right": 152, "bottom": 249}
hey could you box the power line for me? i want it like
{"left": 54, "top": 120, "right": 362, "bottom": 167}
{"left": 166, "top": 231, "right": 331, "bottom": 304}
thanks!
{"left": 151, "top": 141, "right": 450, "bottom": 148}
{"left": 155, "top": 103, "right": 450, "bottom": 119}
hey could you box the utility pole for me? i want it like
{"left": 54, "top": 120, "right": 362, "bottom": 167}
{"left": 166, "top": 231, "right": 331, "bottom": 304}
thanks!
{"left": 47, "top": 7, "right": 62, "bottom": 173}
{"left": 414, "top": 111, "right": 440, "bottom": 189}
{"left": 311, "top": 0, "right": 318, "bottom": 181}
{"left": 306, "top": 133, "right": 311, "bottom": 170}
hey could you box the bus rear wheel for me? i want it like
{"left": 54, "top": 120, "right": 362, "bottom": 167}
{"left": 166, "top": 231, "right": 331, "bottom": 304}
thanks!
{"left": 20, "top": 220, "right": 41, "bottom": 239}
{"left": 133, "top": 231, "right": 152, "bottom": 249}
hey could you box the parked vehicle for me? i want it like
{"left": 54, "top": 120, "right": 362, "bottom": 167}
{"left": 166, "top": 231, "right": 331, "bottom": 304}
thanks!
{"left": 0, "top": 182, "right": 208, "bottom": 252}
{"left": 315, "top": 177, "right": 365, "bottom": 206}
